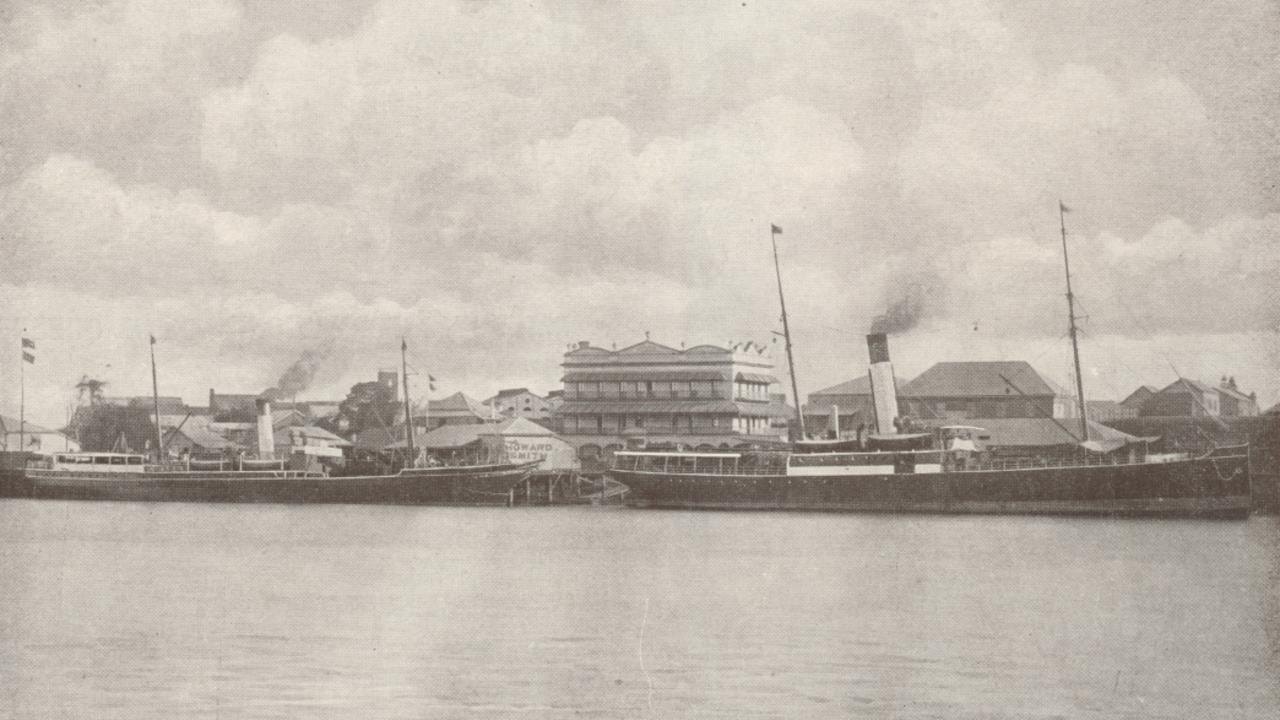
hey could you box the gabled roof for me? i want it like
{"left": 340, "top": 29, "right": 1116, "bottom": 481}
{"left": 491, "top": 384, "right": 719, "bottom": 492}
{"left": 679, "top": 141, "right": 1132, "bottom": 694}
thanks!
{"left": 166, "top": 425, "right": 237, "bottom": 450}
{"left": 272, "top": 408, "right": 307, "bottom": 428}
{"left": 429, "top": 392, "right": 491, "bottom": 417}
{"left": 617, "top": 340, "right": 681, "bottom": 354}
{"left": 1121, "top": 386, "right": 1157, "bottom": 407}
{"left": 492, "top": 387, "right": 535, "bottom": 399}
{"left": 1155, "top": 378, "right": 1216, "bottom": 395}
{"left": 479, "top": 417, "right": 557, "bottom": 437}
{"left": 408, "top": 423, "right": 492, "bottom": 449}
{"left": 1216, "top": 384, "right": 1254, "bottom": 402}
{"left": 900, "top": 361, "right": 1056, "bottom": 398}
{"left": 811, "top": 375, "right": 907, "bottom": 397}
{"left": 0, "top": 415, "right": 61, "bottom": 435}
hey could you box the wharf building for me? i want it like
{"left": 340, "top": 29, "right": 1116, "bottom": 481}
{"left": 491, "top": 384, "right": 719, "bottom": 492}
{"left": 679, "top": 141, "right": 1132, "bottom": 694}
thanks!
{"left": 805, "top": 360, "right": 1076, "bottom": 434}
{"left": 553, "top": 338, "right": 789, "bottom": 463}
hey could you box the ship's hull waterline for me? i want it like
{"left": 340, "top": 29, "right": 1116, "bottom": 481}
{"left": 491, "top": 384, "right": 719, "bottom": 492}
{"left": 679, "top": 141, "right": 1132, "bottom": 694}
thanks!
{"left": 612, "top": 449, "right": 1252, "bottom": 518}
{"left": 19, "top": 462, "right": 539, "bottom": 506}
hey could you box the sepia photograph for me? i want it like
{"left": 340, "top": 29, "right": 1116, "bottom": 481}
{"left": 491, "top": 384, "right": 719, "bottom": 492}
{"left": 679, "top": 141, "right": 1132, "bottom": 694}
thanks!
{"left": 1, "top": 1, "right": 1277, "bottom": 717}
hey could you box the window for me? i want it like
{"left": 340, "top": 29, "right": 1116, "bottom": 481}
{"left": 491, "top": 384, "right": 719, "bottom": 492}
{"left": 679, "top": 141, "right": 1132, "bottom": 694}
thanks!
{"left": 691, "top": 381, "right": 712, "bottom": 398}
{"left": 595, "top": 416, "right": 604, "bottom": 433}
{"left": 645, "top": 381, "right": 654, "bottom": 397}
{"left": 601, "top": 382, "right": 620, "bottom": 399}
{"left": 94, "top": 456, "right": 109, "bottom": 465}
{"left": 634, "top": 416, "right": 644, "bottom": 429}
{"left": 110, "top": 456, "right": 126, "bottom": 465}
{"left": 128, "top": 456, "right": 144, "bottom": 465}
{"left": 581, "top": 382, "right": 599, "bottom": 399}
{"left": 620, "top": 381, "right": 636, "bottom": 398}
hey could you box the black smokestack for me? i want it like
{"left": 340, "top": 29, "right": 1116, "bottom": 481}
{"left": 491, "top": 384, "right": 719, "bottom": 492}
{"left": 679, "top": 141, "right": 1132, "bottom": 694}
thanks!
{"left": 866, "top": 333, "right": 899, "bottom": 435}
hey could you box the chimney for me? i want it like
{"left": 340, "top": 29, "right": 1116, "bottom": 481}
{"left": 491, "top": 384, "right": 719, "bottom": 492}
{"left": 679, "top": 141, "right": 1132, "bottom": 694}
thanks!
{"left": 829, "top": 403, "right": 840, "bottom": 440}
{"left": 866, "top": 333, "right": 900, "bottom": 435}
{"left": 578, "top": 340, "right": 590, "bottom": 349}
{"left": 256, "top": 398, "right": 274, "bottom": 459}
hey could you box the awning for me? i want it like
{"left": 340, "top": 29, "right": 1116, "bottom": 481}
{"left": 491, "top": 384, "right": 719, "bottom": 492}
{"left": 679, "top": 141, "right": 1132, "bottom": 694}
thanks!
{"left": 735, "top": 372, "right": 779, "bottom": 384}
{"left": 562, "top": 369, "right": 727, "bottom": 382}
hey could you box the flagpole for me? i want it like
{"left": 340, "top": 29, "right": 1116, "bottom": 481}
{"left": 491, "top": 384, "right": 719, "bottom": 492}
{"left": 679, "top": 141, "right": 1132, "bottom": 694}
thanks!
{"left": 402, "top": 338, "right": 415, "bottom": 468}
{"left": 1059, "top": 201, "right": 1089, "bottom": 442}
{"left": 19, "top": 332, "right": 26, "bottom": 454}
{"left": 770, "top": 224, "right": 806, "bottom": 441}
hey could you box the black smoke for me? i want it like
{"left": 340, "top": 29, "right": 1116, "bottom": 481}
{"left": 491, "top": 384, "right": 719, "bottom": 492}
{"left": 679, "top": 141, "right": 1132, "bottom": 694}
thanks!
{"left": 869, "top": 274, "right": 943, "bottom": 335}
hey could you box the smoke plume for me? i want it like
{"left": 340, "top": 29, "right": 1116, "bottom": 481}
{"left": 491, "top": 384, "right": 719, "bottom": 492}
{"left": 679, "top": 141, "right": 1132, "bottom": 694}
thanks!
{"left": 273, "top": 349, "right": 325, "bottom": 398}
{"left": 869, "top": 276, "right": 942, "bottom": 335}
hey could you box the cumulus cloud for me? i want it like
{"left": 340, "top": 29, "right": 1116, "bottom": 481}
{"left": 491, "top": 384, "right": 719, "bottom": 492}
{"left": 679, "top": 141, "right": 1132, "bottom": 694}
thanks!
{"left": 1, "top": 0, "right": 1277, "bottom": 423}
{"left": 0, "top": 0, "right": 241, "bottom": 185}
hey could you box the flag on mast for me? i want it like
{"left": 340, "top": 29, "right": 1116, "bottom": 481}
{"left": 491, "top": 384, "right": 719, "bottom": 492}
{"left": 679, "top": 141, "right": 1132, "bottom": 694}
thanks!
{"left": 22, "top": 336, "right": 35, "bottom": 364}
{"left": 428, "top": 374, "right": 437, "bottom": 392}
{"left": 770, "top": 223, "right": 783, "bottom": 235}
{"left": 1059, "top": 201, "right": 1071, "bottom": 213}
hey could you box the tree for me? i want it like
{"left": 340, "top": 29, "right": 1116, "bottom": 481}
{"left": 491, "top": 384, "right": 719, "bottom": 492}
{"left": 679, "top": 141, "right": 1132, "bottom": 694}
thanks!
{"left": 338, "top": 381, "right": 400, "bottom": 436}
{"left": 70, "top": 405, "right": 156, "bottom": 453}
{"left": 75, "top": 375, "right": 108, "bottom": 406}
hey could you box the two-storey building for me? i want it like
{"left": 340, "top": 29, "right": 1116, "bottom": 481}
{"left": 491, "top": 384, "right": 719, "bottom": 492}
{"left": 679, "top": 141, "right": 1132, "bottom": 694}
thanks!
{"left": 553, "top": 339, "right": 788, "bottom": 460}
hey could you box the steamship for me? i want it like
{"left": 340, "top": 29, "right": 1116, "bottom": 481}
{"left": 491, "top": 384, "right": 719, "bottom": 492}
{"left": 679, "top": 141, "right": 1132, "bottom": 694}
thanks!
{"left": 9, "top": 340, "right": 539, "bottom": 506}
{"left": 20, "top": 451, "right": 539, "bottom": 505}
{"left": 611, "top": 333, "right": 1252, "bottom": 517}
{"left": 609, "top": 213, "right": 1253, "bottom": 518}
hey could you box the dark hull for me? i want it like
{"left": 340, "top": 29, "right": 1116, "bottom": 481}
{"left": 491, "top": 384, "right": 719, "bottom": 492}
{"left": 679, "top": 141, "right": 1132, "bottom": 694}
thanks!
{"left": 19, "top": 462, "right": 538, "bottom": 506}
{"left": 613, "top": 451, "right": 1252, "bottom": 518}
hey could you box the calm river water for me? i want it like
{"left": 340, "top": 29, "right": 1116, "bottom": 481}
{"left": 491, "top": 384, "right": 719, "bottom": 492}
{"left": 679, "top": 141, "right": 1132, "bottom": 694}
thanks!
{"left": 1, "top": 501, "right": 1276, "bottom": 718}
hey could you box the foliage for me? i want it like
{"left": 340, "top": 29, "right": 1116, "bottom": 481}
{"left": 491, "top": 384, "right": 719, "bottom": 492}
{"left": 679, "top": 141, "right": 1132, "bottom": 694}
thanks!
{"left": 338, "top": 381, "right": 400, "bottom": 436}
{"left": 69, "top": 404, "right": 157, "bottom": 453}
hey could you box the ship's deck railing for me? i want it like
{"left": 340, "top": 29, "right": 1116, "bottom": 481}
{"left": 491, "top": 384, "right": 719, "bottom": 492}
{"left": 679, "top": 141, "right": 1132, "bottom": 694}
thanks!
{"left": 958, "top": 452, "right": 1193, "bottom": 473}
{"left": 612, "top": 448, "right": 1215, "bottom": 476}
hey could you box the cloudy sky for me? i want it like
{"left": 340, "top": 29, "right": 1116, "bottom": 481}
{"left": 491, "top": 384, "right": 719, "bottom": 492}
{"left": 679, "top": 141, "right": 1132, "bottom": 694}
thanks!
{"left": 2, "top": 0, "right": 1277, "bottom": 424}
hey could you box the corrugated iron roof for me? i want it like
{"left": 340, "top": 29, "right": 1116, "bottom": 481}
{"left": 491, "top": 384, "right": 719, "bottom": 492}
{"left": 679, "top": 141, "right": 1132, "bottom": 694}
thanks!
{"left": 901, "top": 361, "right": 1056, "bottom": 398}
{"left": 735, "top": 372, "right": 778, "bottom": 384}
{"left": 168, "top": 425, "right": 238, "bottom": 450}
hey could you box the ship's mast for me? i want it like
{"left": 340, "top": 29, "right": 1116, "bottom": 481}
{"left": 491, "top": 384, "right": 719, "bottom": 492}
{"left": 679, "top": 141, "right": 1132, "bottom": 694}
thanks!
{"left": 150, "top": 334, "right": 164, "bottom": 461}
{"left": 1059, "top": 202, "right": 1089, "bottom": 442}
{"left": 401, "top": 338, "right": 415, "bottom": 468}
{"left": 770, "top": 224, "right": 806, "bottom": 441}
